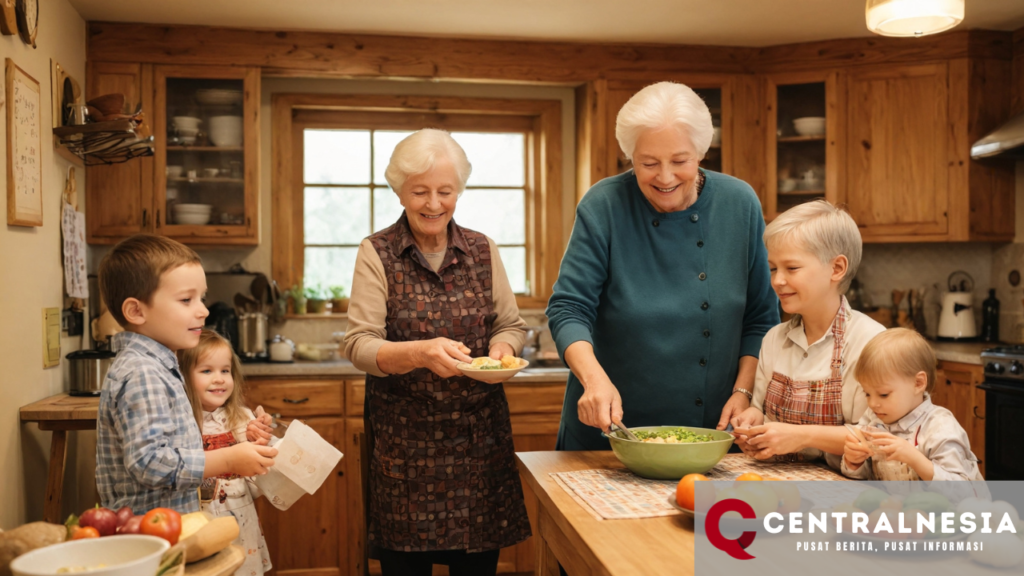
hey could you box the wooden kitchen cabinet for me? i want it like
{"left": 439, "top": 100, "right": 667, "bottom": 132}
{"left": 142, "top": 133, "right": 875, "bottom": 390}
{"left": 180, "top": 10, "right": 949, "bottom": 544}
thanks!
{"left": 931, "top": 361, "right": 986, "bottom": 477}
{"left": 85, "top": 62, "right": 155, "bottom": 243}
{"left": 85, "top": 62, "right": 261, "bottom": 245}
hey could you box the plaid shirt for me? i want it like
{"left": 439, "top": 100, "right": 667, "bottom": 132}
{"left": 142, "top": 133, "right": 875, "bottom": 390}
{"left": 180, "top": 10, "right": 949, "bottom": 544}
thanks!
{"left": 96, "top": 331, "right": 205, "bottom": 513}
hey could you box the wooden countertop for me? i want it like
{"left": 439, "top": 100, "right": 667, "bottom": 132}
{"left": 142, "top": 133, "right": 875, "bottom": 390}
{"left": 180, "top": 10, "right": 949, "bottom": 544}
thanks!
{"left": 20, "top": 393, "right": 99, "bottom": 423}
{"left": 517, "top": 451, "right": 694, "bottom": 576}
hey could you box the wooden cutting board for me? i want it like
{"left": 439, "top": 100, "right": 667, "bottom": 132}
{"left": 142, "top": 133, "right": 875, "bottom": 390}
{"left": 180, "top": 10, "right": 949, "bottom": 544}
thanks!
{"left": 183, "top": 545, "right": 245, "bottom": 576}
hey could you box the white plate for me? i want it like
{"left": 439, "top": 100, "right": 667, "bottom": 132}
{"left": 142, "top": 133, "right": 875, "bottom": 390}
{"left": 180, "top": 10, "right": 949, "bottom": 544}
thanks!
{"left": 456, "top": 359, "right": 529, "bottom": 384}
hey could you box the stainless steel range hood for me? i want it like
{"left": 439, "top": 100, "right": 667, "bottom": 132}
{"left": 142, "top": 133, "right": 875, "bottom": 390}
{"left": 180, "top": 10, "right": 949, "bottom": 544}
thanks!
{"left": 971, "top": 111, "right": 1024, "bottom": 159}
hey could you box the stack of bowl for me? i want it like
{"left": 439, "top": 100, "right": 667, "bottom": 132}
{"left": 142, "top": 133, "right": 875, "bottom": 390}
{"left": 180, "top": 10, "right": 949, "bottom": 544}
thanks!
{"left": 793, "top": 116, "right": 826, "bottom": 136}
{"left": 173, "top": 116, "right": 202, "bottom": 145}
{"left": 209, "top": 115, "right": 243, "bottom": 147}
{"left": 173, "top": 203, "right": 213, "bottom": 225}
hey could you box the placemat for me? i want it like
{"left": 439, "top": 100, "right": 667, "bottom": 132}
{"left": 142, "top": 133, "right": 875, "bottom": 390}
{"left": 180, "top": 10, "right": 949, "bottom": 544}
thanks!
{"left": 551, "top": 453, "right": 849, "bottom": 520}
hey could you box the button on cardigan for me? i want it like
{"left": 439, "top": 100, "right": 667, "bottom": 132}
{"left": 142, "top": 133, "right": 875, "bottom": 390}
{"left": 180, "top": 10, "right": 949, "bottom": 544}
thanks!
{"left": 546, "top": 169, "right": 779, "bottom": 450}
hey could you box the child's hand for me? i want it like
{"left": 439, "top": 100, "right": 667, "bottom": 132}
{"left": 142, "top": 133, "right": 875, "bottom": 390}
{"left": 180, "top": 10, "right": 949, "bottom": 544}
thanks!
{"left": 246, "top": 414, "right": 274, "bottom": 445}
{"left": 864, "top": 429, "right": 916, "bottom": 464}
{"left": 843, "top": 433, "right": 873, "bottom": 469}
{"left": 229, "top": 442, "right": 277, "bottom": 476}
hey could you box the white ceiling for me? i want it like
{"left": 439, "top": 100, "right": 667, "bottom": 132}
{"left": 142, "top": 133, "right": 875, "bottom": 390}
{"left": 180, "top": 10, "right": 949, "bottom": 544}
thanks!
{"left": 69, "top": 0, "right": 1024, "bottom": 47}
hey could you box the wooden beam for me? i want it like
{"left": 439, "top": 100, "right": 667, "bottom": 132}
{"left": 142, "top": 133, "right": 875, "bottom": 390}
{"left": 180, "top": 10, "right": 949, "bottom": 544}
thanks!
{"left": 87, "top": 22, "right": 754, "bottom": 82}
{"left": 1012, "top": 26, "right": 1024, "bottom": 115}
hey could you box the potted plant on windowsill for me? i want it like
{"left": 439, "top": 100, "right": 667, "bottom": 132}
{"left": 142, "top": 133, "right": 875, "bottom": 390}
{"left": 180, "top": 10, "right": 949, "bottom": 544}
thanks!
{"left": 306, "top": 284, "right": 330, "bottom": 314}
{"left": 288, "top": 284, "right": 307, "bottom": 315}
{"left": 329, "top": 285, "right": 349, "bottom": 314}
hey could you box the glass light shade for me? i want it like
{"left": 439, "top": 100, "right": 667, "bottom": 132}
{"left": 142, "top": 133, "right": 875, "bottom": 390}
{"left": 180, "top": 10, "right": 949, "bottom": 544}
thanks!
{"left": 866, "top": 0, "right": 965, "bottom": 37}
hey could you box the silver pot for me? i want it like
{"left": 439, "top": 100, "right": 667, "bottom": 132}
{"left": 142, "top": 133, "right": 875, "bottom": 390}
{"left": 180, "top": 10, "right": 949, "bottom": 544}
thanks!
{"left": 238, "top": 312, "right": 268, "bottom": 360}
{"left": 66, "top": 350, "right": 115, "bottom": 396}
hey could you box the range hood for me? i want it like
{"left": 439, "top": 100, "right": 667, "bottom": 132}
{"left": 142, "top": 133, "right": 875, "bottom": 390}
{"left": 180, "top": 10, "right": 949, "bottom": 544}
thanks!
{"left": 971, "top": 111, "right": 1024, "bottom": 159}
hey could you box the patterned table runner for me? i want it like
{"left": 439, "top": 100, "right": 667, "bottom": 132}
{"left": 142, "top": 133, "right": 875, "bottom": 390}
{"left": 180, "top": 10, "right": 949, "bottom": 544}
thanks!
{"left": 551, "top": 453, "right": 850, "bottom": 520}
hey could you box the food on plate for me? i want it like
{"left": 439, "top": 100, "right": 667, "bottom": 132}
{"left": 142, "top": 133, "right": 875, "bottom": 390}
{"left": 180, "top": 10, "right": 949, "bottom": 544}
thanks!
{"left": 140, "top": 508, "right": 182, "bottom": 545}
{"left": 466, "top": 356, "right": 525, "bottom": 370}
{"left": 70, "top": 527, "right": 100, "bottom": 540}
{"left": 181, "top": 516, "right": 240, "bottom": 563}
{"left": 735, "top": 472, "right": 762, "bottom": 482}
{"left": 78, "top": 506, "right": 118, "bottom": 537}
{"left": 969, "top": 532, "right": 1024, "bottom": 568}
{"left": 736, "top": 483, "right": 778, "bottom": 517}
{"left": 500, "top": 355, "right": 523, "bottom": 369}
{"left": 763, "top": 478, "right": 801, "bottom": 514}
{"left": 633, "top": 428, "right": 715, "bottom": 443}
{"left": 902, "top": 491, "right": 951, "bottom": 516}
{"left": 0, "top": 522, "right": 66, "bottom": 576}
{"left": 853, "top": 487, "right": 888, "bottom": 514}
{"left": 675, "top": 473, "right": 710, "bottom": 510}
{"left": 179, "top": 512, "right": 211, "bottom": 542}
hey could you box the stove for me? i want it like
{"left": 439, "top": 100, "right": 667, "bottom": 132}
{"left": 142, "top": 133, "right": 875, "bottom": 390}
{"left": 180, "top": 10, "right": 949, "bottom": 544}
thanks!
{"left": 979, "top": 346, "right": 1024, "bottom": 479}
{"left": 980, "top": 346, "right": 1024, "bottom": 382}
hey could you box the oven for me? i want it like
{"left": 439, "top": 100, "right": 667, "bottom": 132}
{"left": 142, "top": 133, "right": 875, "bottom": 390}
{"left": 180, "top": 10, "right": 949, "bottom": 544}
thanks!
{"left": 979, "top": 346, "right": 1024, "bottom": 480}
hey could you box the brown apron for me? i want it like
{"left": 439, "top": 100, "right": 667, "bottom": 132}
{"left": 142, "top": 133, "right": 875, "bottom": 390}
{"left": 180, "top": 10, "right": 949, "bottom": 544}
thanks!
{"left": 762, "top": 302, "right": 848, "bottom": 462}
{"left": 364, "top": 215, "right": 531, "bottom": 553}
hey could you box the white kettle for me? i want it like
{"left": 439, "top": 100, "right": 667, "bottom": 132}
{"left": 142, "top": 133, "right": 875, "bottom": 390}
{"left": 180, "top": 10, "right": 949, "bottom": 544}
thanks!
{"left": 937, "top": 271, "right": 977, "bottom": 340}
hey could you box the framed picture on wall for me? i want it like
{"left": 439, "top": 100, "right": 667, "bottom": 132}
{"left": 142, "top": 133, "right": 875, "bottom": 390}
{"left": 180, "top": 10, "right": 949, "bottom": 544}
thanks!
{"left": 6, "top": 58, "right": 43, "bottom": 227}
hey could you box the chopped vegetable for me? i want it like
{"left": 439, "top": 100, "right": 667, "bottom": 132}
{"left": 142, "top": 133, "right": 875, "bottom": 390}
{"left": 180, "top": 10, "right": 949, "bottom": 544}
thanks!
{"left": 632, "top": 428, "right": 715, "bottom": 443}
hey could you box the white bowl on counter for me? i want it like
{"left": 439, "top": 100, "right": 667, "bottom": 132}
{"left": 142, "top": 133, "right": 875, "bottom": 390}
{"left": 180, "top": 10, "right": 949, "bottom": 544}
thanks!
{"left": 793, "top": 116, "right": 826, "bottom": 136}
{"left": 208, "top": 115, "right": 243, "bottom": 147}
{"left": 10, "top": 534, "right": 169, "bottom": 576}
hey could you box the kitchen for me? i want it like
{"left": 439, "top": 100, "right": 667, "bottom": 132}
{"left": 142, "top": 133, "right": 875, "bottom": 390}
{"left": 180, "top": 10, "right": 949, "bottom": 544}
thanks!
{"left": 3, "top": 1, "right": 1024, "bottom": 575}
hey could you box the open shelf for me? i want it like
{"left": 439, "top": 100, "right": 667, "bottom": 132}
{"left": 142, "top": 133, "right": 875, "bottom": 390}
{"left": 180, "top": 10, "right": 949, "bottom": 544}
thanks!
{"left": 777, "top": 135, "right": 825, "bottom": 143}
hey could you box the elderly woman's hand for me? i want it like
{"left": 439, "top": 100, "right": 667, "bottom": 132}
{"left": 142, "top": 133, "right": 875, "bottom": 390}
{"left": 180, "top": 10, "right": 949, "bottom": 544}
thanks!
{"left": 716, "top": 392, "right": 751, "bottom": 430}
{"left": 488, "top": 342, "right": 515, "bottom": 361}
{"left": 577, "top": 374, "right": 623, "bottom": 433}
{"left": 415, "top": 337, "right": 474, "bottom": 378}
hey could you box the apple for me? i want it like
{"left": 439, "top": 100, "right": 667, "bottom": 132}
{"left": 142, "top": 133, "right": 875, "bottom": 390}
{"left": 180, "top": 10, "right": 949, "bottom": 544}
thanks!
{"left": 117, "top": 515, "right": 143, "bottom": 534}
{"left": 79, "top": 506, "right": 118, "bottom": 537}
{"left": 115, "top": 506, "right": 133, "bottom": 529}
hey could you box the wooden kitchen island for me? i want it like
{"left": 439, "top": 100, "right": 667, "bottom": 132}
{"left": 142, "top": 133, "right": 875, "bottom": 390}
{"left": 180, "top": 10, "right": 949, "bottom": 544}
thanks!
{"left": 516, "top": 451, "right": 695, "bottom": 576}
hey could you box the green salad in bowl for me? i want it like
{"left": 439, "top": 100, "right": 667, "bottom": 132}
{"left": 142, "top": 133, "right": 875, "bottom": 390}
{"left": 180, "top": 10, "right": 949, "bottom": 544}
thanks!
{"left": 606, "top": 425, "right": 733, "bottom": 479}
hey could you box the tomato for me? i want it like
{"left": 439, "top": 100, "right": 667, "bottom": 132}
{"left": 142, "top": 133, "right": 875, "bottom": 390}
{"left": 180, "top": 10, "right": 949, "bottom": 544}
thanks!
{"left": 676, "top": 473, "right": 710, "bottom": 511}
{"left": 71, "top": 526, "right": 100, "bottom": 540}
{"left": 140, "top": 508, "right": 182, "bottom": 545}
{"left": 735, "top": 472, "right": 763, "bottom": 482}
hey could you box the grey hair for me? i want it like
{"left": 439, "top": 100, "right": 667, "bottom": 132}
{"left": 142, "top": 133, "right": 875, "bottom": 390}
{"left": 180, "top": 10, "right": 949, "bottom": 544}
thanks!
{"left": 615, "top": 82, "right": 714, "bottom": 160}
{"left": 763, "top": 200, "right": 863, "bottom": 293}
{"left": 384, "top": 129, "right": 472, "bottom": 194}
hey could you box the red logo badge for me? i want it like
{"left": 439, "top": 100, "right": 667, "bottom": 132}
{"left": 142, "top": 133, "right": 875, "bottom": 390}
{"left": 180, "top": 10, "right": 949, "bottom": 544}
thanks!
{"left": 705, "top": 499, "right": 757, "bottom": 560}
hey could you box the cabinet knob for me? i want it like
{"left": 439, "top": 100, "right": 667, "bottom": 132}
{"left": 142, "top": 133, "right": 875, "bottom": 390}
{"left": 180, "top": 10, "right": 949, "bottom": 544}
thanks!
{"left": 142, "top": 209, "right": 148, "bottom": 227}
{"left": 283, "top": 397, "right": 309, "bottom": 404}
{"left": 973, "top": 406, "right": 984, "bottom": 420}
{"left": 946, "top": 379, "right": 952, "bottom": 386}
{"left": 337, "top": 470, "right": 344, "bottom": 477}
{"left": 156, "top": 209, "right": 161, "bottom": 228}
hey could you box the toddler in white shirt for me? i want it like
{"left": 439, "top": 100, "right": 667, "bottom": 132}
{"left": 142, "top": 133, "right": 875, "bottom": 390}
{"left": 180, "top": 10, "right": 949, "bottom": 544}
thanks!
{"left": 842, "top": 328, "right": 983, "bottom": 482}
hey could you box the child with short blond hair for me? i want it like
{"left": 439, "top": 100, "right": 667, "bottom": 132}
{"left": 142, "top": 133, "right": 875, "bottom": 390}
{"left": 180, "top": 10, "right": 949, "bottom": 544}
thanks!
{"left": 842, "top": 328, "right": 983, "bottom": 481}
{"left": 96, "top": 234, "right": 277, "bottom": 513}
{"left": 731, "top": 200, "right": 886, "bottom": 467}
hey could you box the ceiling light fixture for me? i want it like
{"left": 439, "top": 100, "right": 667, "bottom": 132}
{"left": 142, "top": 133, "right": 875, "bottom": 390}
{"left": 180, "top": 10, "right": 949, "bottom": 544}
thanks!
{"left": 865, "top": 0, "right": 965, "bottom": 37}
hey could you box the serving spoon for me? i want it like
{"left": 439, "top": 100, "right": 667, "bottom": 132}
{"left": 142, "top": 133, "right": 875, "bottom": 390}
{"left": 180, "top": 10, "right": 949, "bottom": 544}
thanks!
{"left": 610, "top": 419, "right": 641, "bottom": 442}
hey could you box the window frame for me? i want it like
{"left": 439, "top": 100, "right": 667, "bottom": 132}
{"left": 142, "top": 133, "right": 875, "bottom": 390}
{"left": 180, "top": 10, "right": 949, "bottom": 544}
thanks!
{"left": 271, "top": 94, "right": 563, "bottom": 311}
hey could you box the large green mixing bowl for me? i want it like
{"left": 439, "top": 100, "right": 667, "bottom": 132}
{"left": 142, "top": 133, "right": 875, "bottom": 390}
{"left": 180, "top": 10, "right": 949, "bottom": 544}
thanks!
{"left": 606, "top": 426, "right": 734, "bottom": 480}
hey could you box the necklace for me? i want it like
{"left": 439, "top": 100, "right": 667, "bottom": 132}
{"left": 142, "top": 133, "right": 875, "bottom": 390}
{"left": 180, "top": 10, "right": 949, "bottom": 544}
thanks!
{"left": 696, "top": 170, "right": 706, "bottom": 196}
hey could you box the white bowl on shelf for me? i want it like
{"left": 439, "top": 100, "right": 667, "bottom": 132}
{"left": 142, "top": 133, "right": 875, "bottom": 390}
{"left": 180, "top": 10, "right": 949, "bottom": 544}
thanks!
{"left": 173, "top": 116, "right": 202, "bottom": 131}
{"left": 209, "top": 115, "right": 243, "bottom": 147}
{"left": 797, "top": 178, "right": 824, "bottom": 191}
{"left": 174, "top": 203, "right": 213, "bottom": 213}
{"left": 166, "top": 165, "right": 184, "bottom": 178}
{"left": 174, "top": 213, "right": 212, "bottom": 225}
{"left": 793, "top": 117, "right": 826, "bottom": 136}
{"left": 196, "top": 89, "right": 243, "bottom": 106}
{"left": 10, "top": 534, "right": 169, "bottom": 576}
{"left": 779, "top": 178, "right": 798, "bottom": 193}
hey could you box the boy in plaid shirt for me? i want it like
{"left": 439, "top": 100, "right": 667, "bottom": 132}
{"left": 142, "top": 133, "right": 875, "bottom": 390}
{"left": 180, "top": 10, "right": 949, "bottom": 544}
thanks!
{"left": 96, "top": 235, "right": 276, "bottom": 513}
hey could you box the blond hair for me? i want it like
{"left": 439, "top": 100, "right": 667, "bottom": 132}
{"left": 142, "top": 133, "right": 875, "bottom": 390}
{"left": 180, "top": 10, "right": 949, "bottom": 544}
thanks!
{"left": 178, "top": 330, "right": 249, "bottom": 432}
{"left": 615, "top": 81, "right": 713, "bottom": 160}
{"left": 763, "top": 200, "right": 862, "bottom": 293}
{"left": 854, "top": 328, "right": 936, "bottom": 394}
{"left": 384, "top": 129, "right": 472, "bottom": 195}
{"left": 99, "top": 235, "right": 202, "bottom": 327}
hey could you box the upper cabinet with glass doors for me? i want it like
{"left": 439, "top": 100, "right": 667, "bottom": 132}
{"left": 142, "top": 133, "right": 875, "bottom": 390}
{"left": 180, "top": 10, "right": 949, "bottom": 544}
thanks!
{"left": 764, "top": 71, "right": 840, "bottom": 220}
{"left": 154, "top": 65, "right": 260, "bottom": 244}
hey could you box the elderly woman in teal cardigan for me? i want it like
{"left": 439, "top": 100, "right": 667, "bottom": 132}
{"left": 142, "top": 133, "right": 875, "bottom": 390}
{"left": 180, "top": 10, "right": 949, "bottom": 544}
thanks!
{"left": 547, "top": 82, "right": 779, "bottom": 451}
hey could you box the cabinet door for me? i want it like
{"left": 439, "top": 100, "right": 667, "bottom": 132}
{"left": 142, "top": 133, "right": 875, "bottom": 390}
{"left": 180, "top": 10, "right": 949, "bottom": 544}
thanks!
{"left": 256, "top": 417, "right": 346, "bottom": 576}
{"left": 154, "top": 65, "right": 260, "bottom": 244}
{"left": 845, "top": 63, "right": 950, "bottom": 239}
{"left": 85, "top": 62, "right": 154, "bottom": 243}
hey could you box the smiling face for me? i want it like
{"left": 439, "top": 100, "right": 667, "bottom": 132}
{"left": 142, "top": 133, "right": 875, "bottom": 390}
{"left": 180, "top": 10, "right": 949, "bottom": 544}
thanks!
{"left": 399, "top": 157, "right": 460, "bottom": 243}
{"left": 861, "top": 372, "right": 928, "bottom": 424}
{"left": 128, "top": 263, "right": 209, "bottom": 351}
{"left": 768, "top": 237, "right": 846, "bottom": 317}
{"left": 631, "top": 125, "right": 701, "bottom": 214}
{"left": 189, "top": 344, "right": 235, "bottom": 412}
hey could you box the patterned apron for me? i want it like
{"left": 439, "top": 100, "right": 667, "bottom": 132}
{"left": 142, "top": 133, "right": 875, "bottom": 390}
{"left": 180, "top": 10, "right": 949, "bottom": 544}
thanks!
{"left": 762, "top": 304, "right": 848, "bottom": 462}
{"left": 364, "top": 215, "right": 531, "bottom": 553}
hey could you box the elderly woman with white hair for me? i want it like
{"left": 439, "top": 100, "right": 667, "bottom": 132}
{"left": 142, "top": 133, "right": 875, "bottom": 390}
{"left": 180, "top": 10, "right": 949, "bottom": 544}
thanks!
{"left": 546, "top": 81, "right": 779, "bottom": 451}
{"left": 344, "top": 129, "right": 531, "bottom": 576}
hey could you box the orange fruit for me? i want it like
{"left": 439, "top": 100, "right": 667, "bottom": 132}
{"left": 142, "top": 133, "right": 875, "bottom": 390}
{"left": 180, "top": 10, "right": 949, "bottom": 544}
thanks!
{"left": 676, "top": 473, "right": 709, "bottom": 510}
{"left": 736, "top": 472, "right": 763, "bottom": 482}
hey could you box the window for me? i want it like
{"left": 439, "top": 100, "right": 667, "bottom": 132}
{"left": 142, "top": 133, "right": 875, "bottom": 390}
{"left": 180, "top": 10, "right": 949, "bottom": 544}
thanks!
{"left": 301, "top": 129, "right": 529, "bottom": 294}
{"left": 271, "top": 94, "right": 563, "bottom": 310}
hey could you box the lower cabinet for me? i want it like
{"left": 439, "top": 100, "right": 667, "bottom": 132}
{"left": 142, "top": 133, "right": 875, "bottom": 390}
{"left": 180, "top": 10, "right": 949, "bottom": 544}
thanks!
{"left": 250, "top": 376, "right": 565, "bottom": 576}
{"left": 931, "top": 361, "right": 986, "bottom": 478}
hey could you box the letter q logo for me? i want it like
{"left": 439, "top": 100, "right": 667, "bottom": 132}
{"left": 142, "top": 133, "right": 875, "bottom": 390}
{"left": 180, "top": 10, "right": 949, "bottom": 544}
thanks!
{"left": 705, "top": 499, "right": 757, "bottom": 560}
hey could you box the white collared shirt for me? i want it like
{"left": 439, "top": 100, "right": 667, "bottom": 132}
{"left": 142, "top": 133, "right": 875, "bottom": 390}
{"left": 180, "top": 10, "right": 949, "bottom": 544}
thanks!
{"left": 751, "top": 301, "right": 886, "bottom": 466}
{"left": 841, "top": 397, "right": 984, "bottom": 482}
